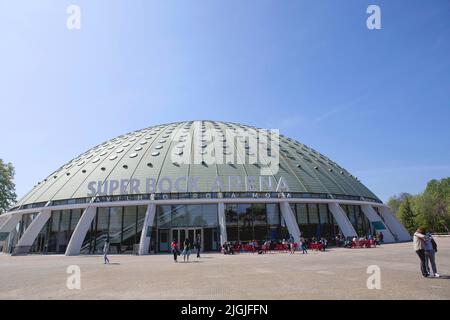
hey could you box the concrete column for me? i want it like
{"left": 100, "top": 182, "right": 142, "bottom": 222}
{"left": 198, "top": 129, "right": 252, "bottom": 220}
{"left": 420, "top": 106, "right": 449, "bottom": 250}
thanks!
{"left": 217, "top": 202, "right": 227, "bottom": 245}
{"left": 280, "top": 202, "right": 301, "bottom": 242}
{"left": 65, "top": 206, "right": 97, "bottom": 256}
{"left": 0, "top": 214, "right": 22, "bottom": 253}
{"left": 138, "top": 203, "right": 156, "bottom": 255}
{"left": 378, "top": 206, "right": 411, "bottom": 242}
{"left": 328, "top": 203, "right": 357, "bottom": 238}
{"left": 360, "top": 204, "right": 395, "bottom": 243}
{"left": 12, "top": 210, "right": 51, "bottom": 255}
{"left": 0, "top": 213, "right": 22, "bottom": 234}
{"left": 0, "top": 214, "right": 11, "bottom": 230}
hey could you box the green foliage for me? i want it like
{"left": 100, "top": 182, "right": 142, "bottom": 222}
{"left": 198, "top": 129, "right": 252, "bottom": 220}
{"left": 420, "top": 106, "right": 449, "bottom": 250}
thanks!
{"left": 388, "top": 178, "right": 450, "bottom": 234}
{"left": 0, "top": 159, "right": 17, "bottom": 214}
{"left": 397, "top": 197, "right": 416, "bottom": 234}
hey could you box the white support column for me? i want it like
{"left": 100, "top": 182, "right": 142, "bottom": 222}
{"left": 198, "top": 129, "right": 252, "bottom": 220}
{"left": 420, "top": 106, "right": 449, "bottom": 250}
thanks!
{"left": 328, "top": 202, "right": 358, "bottom": 238}
{"left": 360, "top": 204, "right": 395, "bottom": 243}
{"left": 280, "top": 202, "right": 301, "bottom": 243}
{"left": 0, "top": 214, "right": 22, "bottom": 253}
{"left": 378, "top": 206, "right": 411, "bottom": 242}
{"left": 65, "top": 206, "right": 97, "bottom": 256}
{"left": 138, "top": 203, "right": 156, "bottom": 255}
{"left": 218, "top": 202, "right": 227, "bottom": 245}
{"left": 0, "top": 213, "right": 22, "bottom": 234}
{"left": 0, "top": 214, "right": 11, "bottom": 230}
{"left": 12, "top": 210, "right": 51, "bottom": 255}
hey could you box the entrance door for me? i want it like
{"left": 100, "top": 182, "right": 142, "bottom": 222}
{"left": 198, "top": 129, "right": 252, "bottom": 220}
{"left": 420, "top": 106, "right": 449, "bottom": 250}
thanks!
{"left": 159, "top": 229, "right": 169, "bottom": 252}
{"left": 172, "top": 228, "right": 203, "bottom": 251}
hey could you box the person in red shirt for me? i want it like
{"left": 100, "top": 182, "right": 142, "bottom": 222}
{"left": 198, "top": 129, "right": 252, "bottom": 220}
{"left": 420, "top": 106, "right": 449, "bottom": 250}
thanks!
{"left": 171, "top": 239, "right": 179, "bottom": 262}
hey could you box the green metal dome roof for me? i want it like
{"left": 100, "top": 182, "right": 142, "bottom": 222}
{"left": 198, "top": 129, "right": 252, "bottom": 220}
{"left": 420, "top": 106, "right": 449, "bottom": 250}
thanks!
{"left": 15, "top": 120, "right": 380, "bottom": 208}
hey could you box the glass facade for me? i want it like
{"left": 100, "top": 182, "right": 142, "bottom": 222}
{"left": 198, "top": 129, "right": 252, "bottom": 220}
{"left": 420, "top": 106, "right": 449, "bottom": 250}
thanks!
{"left": 18, "top": 201, "right": 379, "bottom": 255}
{"left": 341, "top": 204, "right": 372, "bottom": 236}
{"left": 80, "top": 206, "right": 146, "bottom": 254}
{"left": 290, "top": 203, "right": 337, "bottom": 241}
{"left": 154, "top": 204, "right": 219, "bottom": 253}
{"left": 30, "top": 209, "right": 82, "bottom": 254}
{"left": 225, "top": 203, "right": 288, "bottom": 243}
{"left": 155, "top": 204, "right": 218, "bottom": 228}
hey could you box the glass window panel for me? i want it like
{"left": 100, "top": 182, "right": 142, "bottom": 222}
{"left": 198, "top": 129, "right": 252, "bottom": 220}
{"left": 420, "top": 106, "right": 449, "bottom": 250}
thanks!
{"left": 51, "top": 211, "right": 61, "bottom": 232}
{"left": 109, "top": 207, "right": 123, "bottom": 252}
{"left": 60, "top": 210, "right": 71, "bottom": 231}
{"left": 122, "top": 206, "right": 137, "bottom": 253}
{"left": 157, "top": 205, "right": 172, "bottom": 228}
{"left": 290, "top": 203, "right": 296, "bottom": 214}
{"left": 70, "top": 209, "right": 82, "bottom": 231}
{"left": 94, "top": 208, "right": 109, "bottom": 253}
{"left": 267, "top": 204, "right": 280, "bottom": 226}
{"left": 348, "top": 205, "right": 357, "bottom": 225}
{"left": 252, "top": 204, "right": 267, "bottom": 226}
{"left": 136, "top": 205, "right": 147, "bottom": 243}
{"left": 200, "top": 205, "right": 218, "bottom": 227}
{"left": 296, "top": 204, "right": 308, "bottom": 224}
{"left": 308, "top": 204, "right": 319, "bottom": 223}
{"left": 97, "top": 208, "right": 109, "bottom": 230}
{"left": 225, "top": 204, "right": 238, "bottom": 226}
{"left": 187, "top": 205, "right": 203, "bottom": 227}
{"left": 172, "top": 205, "right": 188, "bottom": 227}
{"left": 238, "top": 204, "right": 252, "bottom": 242}
{"left": 47, "top": 212, "right": 61, "bottom": 253}
{"left": 254, "top": 226, "right": 268, "bottom": 241}
{"left": 318, "top": 204, "right": 329, "bottom": 224}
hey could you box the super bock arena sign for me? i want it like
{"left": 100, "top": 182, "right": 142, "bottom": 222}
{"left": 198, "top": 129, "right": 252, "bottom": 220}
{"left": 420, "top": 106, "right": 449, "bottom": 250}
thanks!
{"left": 87, "top": 175, "right": 291, "bottom": 198}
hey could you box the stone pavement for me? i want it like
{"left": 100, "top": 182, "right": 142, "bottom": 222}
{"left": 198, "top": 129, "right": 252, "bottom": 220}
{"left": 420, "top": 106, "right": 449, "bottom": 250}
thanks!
{"left": 0, "top": 238, "right": 449, "bottom": 299}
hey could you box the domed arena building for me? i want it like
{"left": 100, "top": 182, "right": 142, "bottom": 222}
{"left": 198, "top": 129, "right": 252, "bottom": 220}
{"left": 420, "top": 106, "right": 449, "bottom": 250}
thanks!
{"left": 0, "top": 120, "right": 410, "bottom": 256}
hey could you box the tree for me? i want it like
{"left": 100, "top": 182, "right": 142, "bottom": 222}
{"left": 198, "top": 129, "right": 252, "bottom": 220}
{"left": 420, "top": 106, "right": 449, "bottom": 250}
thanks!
{"left": 421, "top": 178, "right": 450, "bottom": 233}
{"left": 398, "top": 196, "right": 416, "bottom": 234}
{"left": 388, "top": 192, "right": 412, "bottom": 220}
{"left": 388, "top": 177, "right": 450, "bottom": 234}
{"left": 0, "top": 159, "right": 16, "bottom": 214}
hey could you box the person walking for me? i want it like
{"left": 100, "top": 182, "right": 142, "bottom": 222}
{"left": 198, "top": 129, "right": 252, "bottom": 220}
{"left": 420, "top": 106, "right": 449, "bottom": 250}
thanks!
{"left": 103, "top": 239, "right": 110, "bottom": 264}
{"left": 182, "top": 238, "right": 191, "bottom": 262}
{"left": 288, "top": 234, "right": 295, "bottom": 254}
{"left": 379, "top": 231, "right": 384, "bottom": 243}
{"left": 413, "top": 227, "right": 429, "bottom": 277}
{"left": 300, "top": 237, "right": 308, "bottom": 254}
{"left": 194, "top": 233, "right": 201, "bottom": 258}
{"left": 171, "top": 238, "right": 179, "bottom": 263}
{"left": 320, "top": 237, "right": 328, "bottom": 251}
{"left": 424, "top": 232, "right": 439, "bottom": 277}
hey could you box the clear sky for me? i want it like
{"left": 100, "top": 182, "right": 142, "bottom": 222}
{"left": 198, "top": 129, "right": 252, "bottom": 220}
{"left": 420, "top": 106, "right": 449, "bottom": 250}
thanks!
{"left": 0, "top": 0, "right": 449, "bottom": 202}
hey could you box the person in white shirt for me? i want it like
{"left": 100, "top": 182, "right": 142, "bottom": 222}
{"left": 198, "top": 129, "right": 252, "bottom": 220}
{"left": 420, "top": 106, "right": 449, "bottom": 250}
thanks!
{"left": 413, "top": 227, "right": 429, "bottom": 277}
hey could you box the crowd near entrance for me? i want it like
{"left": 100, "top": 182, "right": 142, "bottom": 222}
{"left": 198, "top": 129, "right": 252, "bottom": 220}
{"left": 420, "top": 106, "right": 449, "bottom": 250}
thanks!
{"left": 151, "top": 204, "right": 220, "bottom": 253}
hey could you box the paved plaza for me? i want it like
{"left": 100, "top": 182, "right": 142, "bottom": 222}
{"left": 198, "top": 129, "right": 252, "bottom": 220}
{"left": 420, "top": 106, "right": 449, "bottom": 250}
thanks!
{"left": 0, "top": 238, "right": 449, "bottom": 299}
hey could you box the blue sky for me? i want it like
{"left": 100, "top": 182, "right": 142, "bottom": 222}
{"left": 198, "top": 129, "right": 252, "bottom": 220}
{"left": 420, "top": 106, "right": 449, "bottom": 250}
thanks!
{"left": 0, "top": 0, "right": 449, "bottom": 202}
